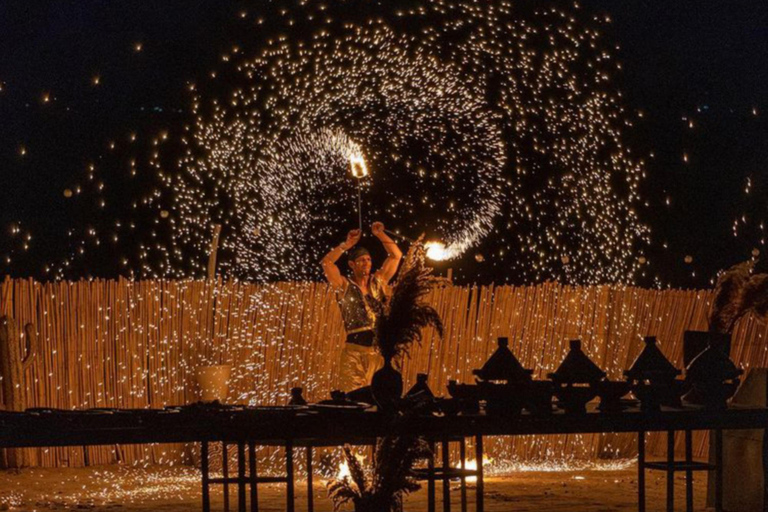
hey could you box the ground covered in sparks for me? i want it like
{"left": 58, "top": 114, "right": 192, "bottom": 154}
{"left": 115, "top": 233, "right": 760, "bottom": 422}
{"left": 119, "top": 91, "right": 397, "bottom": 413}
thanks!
{"left": 0, "top": 461, "right": 711, "bottom": 511}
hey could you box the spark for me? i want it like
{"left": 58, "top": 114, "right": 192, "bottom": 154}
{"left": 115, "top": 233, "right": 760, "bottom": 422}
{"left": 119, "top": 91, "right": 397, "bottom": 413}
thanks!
{"left": 44, "top": 0, "right": 647, "bottom": 285}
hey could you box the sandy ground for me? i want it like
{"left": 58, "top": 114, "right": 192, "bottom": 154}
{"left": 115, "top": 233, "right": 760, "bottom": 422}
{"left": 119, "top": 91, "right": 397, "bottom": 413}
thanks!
{"left": 0, "top": 461, "right": 712, "bottom": 512}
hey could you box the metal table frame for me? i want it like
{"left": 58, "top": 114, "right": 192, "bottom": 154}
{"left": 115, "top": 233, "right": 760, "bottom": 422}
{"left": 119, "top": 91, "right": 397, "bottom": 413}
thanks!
{"left": 2, "top": 405, "right": 767, "bottom": 512}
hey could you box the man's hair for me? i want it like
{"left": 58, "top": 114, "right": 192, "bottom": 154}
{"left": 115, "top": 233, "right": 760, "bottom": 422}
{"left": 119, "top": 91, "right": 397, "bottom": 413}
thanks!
{"left": 348, "top": 246, "right": 371, "bottom": 262}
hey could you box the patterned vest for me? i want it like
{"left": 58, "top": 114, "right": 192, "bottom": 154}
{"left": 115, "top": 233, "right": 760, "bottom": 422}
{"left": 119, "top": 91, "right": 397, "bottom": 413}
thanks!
{"left": 336, "top": 275, "right": 389, "bottom": 334}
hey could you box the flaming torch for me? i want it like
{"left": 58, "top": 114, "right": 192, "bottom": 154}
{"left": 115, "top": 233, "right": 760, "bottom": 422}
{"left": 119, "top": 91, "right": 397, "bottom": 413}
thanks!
{"left": 349, "top": 152, "right": 368, "bottom": 231}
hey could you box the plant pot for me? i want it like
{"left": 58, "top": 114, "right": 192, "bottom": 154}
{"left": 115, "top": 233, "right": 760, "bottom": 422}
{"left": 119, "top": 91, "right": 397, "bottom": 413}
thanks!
{"left": 371, "top": 359, "right": 403, "bottom": 412}
{"left": 196, "top": 365, "right": 231, "bottom": 403}
{"left": 354, "top": 496, "right": 399, "bottom": 512}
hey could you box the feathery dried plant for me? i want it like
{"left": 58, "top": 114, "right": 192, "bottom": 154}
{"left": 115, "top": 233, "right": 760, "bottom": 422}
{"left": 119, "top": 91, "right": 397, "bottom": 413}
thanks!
{"left": 327, "top": 435, "right": 430, "bottom": 512}
{"left": 375, "top": 240, "right": 445, "bottom": 361}
{"left": 709, "top": 258, "right": 768, "bottom": 333}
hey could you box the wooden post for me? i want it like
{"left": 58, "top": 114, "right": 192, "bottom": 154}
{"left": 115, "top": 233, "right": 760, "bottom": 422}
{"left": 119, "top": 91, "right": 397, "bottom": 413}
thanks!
{"left": 475, "top": 435, "right": 484, "bottom": 512}
{"left": 207, "top": 224, "right": 222, "bottom": 281}
{"left": 206, "top": 224, "right": 222, "bottom": 366}
{"left": 0, "top": 317, "right": 37, "bottom": 468}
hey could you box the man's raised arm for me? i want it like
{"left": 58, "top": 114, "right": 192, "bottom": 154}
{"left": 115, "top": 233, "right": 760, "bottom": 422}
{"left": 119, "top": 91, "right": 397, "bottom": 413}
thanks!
{"left": 321, "top": 229, "right": 361, "bottom": 288}
{"left": 372, "top": 222, "right": 402, "bottom": 283}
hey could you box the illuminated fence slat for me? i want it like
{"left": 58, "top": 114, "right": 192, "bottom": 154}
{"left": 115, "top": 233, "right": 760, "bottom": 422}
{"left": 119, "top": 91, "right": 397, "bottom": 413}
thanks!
{"left": 2, "top": 276, "right": 767, "bottom": 470}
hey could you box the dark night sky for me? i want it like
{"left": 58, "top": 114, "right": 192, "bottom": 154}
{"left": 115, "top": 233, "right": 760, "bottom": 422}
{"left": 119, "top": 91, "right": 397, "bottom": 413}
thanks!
{"left": 0, "top": 0, "right": 766, "bottom": 287}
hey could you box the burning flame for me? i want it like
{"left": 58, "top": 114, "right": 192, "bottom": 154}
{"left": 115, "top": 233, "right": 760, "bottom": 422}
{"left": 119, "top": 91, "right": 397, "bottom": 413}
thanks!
{"left": 425, "top": 241, "right": 449, "bottom": 261}
{"left": 335, "top": 452, "right": 367, "bottom": 480}
{"left": 338, "top": 459, "right": 351, "bottom": 480}
{"left": 349, "top": 153, "right": 368, "bottom": 179}
{"left": 454, "top": 456, "right": 492, "bottom": 483}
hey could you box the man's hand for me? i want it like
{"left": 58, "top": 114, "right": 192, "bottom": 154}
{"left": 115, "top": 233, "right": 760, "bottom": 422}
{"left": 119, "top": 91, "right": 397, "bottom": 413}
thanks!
{"left": 371, "top": 222, "right": 385, "bottom": 238}
{"left": 345, "top": 229, "right": 362, "bottom": 248}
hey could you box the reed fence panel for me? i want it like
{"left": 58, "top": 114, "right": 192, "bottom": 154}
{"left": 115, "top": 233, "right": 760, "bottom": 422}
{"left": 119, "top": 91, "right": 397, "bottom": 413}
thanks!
{"left": 2, "top": 276, "right": 766, "bottom": 470}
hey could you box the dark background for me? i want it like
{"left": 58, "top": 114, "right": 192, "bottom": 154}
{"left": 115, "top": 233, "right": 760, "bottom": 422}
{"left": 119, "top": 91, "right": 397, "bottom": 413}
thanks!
{"left": 0, "top": 0, "right": 766, "bottom": 287}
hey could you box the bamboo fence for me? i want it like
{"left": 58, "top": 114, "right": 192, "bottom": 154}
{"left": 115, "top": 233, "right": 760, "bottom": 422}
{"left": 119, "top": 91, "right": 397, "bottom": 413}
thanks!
{"left": 2, "top": 276, "right": 768, "bottom": 470}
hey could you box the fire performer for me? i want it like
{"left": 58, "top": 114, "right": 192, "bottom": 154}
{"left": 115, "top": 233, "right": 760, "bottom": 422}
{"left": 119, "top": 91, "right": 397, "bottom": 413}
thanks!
{"left": 321, "top": 221, "right": 403, "bottom": 391}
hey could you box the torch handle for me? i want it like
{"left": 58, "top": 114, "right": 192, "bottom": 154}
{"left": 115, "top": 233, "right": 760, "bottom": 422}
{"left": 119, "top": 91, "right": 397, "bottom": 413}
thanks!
{"left": 357, "top": 185, "right": 362, "bottom": 232}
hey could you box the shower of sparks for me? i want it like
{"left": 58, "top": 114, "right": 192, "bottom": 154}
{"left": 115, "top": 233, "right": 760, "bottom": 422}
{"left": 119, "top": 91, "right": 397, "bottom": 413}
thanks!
{"left": 36, "top": 0, "right": 648, "bottom": 284}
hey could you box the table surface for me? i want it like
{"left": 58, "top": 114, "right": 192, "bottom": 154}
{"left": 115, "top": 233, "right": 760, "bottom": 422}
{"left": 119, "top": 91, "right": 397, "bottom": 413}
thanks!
{"left": 2, "top": 405, "right": 768, "bottom": 448}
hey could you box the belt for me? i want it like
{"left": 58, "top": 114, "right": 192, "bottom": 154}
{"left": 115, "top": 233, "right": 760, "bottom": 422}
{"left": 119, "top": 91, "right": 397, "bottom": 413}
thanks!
{"left": 346, "top": 326, "right": 375, "bottom": 335}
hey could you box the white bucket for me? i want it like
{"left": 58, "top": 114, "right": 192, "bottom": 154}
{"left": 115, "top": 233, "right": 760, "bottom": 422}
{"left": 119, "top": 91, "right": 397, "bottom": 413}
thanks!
{"left": 196, "top": 365, "right": 232, "bottom": 403}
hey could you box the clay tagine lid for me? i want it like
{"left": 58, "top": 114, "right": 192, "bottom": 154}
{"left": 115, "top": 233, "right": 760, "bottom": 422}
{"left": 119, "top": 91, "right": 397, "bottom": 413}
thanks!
{"left": 472, "top": 337, "right": 533, "bottom": 382}
{"left": 685, "top": 342, "right": 743, "bottom": 382}
{"left": 547, "top": 339, "right": 606, "bottom": 384}
{"left": 624, "top": 336, "right": 681, "bottom": 381}
{"left": 406, "top": 373, "right": 435, "bottom": 399}
{"left": 288, "top": 387, "right": 307, "bottom": 406}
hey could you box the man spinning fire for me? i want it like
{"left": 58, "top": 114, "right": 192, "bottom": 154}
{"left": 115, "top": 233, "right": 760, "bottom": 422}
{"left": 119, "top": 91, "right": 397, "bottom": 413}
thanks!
{"left": 321, "top": 221, "right": 402, "bottom": 391}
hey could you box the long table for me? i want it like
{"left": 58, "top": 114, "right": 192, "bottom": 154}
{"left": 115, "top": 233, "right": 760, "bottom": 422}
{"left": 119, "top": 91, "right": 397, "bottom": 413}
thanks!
{"left": 2, "top": 405, "right": 767, "bottom": 511}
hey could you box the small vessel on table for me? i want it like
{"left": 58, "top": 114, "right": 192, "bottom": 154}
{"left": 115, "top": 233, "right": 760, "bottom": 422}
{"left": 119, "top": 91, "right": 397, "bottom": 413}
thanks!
{"left": 548, "top": 339, "right": 606, "bottom": 414}
{"left": 624, "top": 336, "right": 685, "bottom": 410}
{"left": 472, "top": 337, "right": 535, "bottom": 415}
{"left": 683, "top": 339, "right": 743, "bottom": 409}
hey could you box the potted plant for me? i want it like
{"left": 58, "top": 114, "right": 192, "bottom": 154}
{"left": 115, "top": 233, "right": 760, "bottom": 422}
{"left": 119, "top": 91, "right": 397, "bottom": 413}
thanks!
{"left": 327, "top": 432, "right": 430, "bottom": 512}
{"left": 681, "top": 259, "right": 768, "bottom": 407}
{"left": 685, "top": 259, "right": 768, "bottom": 362}
{"left": 371, "top": 242, "right": 444, "bottom": 412}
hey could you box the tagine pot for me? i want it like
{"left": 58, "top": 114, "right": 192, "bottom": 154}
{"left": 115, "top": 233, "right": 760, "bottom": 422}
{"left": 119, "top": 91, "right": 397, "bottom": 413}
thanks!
{"left": 683, "top": 339, "right": 743, "bottom": 408}
{"left": 548, "top": 340, "right": 606, "bottom": 413}
{"left": 371, "top": 358, "right": 403, "bottom": 412}
{"left": 473, "top": 337, "right": 533, "bottom": 415}
{"left": 624, "top": 336, "right": 684, "bottom": 410}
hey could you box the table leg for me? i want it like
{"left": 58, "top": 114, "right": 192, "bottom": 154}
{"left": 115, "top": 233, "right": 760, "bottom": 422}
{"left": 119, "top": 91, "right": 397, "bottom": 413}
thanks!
{"left": 638, "top": 431, "right": 645, "bottom": 512}
{"left": 763, "top": 427, "right": 768, "bottom": 512}
{"left": 248, "top": 443, "right": 257, "bottom": 512}
{"left": 428, "top": 440, "right": 436, "bottom": 512}
{"left": 286, "top": 441, "right": 295, "bottom": 512}
{"left": 202, "top": 441, "right": 211, "bottom": 512}
{"left": 238, "top": 442, "right": 246, "bottom": 512}
{"left": 460, "top": 438, "right": 467, "bottom": 512}
{"left": 442, "top": 440, "right": 451, "bottom": 512}
{"left": 223, "top": 442, "right": 230, "bottom": 512}
{"left": 667, "top": 430, "right": 675, "bottom": 512}
{"left": 715, "top": 429, "right": 723, "bottom": 512}
{"left": 685, "top": 430, "right": 693, "bottom": 512}
{"left": 475, "top": 435, "right": 484, "bottom": 512}
{"left": 307, "top": 447, "right": 314, "bottom": 512}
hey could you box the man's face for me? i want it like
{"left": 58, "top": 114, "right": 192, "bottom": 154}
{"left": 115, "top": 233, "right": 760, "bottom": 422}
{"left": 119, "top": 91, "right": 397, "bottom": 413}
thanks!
{"left": 349, "top": 254, "right": 372, "bottom": 277}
